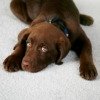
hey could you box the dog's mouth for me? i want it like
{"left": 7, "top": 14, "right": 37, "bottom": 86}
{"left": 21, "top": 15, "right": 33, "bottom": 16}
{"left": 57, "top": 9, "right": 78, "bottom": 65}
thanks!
{"left": 21, "top": 62, "right": 47, "bottom": 73}
{"left": 21, "top": 54, "right": 56, "bottom": 72}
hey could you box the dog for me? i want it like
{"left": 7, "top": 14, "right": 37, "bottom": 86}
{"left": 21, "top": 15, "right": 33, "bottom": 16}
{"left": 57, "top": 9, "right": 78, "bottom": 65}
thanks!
{"left": 3, "top": 0, "right": 98, "bottom": 80}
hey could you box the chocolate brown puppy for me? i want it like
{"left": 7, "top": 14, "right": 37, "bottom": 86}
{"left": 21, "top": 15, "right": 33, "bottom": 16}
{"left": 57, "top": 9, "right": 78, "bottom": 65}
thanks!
{"left": 3, "top": 0, "right": 97, "bottom": 80}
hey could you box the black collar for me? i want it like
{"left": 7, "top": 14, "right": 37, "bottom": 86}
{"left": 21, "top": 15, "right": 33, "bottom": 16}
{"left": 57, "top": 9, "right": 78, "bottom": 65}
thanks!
{"left": 47, "top": 17, "right": 69, "bottom": 37}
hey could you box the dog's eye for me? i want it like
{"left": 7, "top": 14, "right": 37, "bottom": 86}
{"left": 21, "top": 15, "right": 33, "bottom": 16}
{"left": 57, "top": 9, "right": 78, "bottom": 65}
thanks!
{"left": 27, "top": 42, "right": 31, "bottom": 47}
{"left": 41, "top": 46, "right": 48, "bottom": 52}
{"left": 27, "top": 43, "right": 31, "bottom": 47}
{"left": 38, "top": 43, "right": 48, "bottom": 53}
{"left": 26, "top": 41, "right": 32, "bottom": 47}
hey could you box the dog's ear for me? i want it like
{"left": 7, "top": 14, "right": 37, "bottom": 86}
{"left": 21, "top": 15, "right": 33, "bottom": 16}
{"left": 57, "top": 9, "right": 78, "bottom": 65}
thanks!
{"left": 14, "top": 28, "right": 30, "bottom": 50}
{"left": 18, "top": 28, "right": 30, "bottom": 42}
{"left": 55, "top": 37, "right": 71, "bottom": 65}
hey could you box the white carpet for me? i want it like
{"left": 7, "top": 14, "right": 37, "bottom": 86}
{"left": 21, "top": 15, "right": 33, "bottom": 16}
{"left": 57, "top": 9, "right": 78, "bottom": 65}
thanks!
{"left": 0, "top": 0, "right": 100, "bottom": 100}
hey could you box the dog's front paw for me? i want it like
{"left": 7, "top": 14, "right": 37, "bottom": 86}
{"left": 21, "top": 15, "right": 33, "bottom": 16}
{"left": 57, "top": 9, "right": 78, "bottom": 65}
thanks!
{"left": 80, "top": 64, "right": 98, "bottom": 80}
{"left": 3, "top": 54, "right": 22, "bottom": 72}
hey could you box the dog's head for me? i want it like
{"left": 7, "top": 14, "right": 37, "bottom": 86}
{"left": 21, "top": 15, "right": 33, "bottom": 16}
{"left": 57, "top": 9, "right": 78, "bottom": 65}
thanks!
{"left": 19, "top": 22, "right": 71, "bottom": 72}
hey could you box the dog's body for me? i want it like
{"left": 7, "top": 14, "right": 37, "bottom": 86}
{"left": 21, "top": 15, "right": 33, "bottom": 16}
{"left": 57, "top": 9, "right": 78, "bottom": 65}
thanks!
{"left": 3, "top": 0, "right": 97, "bottom": 80}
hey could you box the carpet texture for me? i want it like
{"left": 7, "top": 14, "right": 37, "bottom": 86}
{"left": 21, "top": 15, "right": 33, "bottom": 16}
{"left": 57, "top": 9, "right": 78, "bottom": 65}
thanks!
{"left": 0, "top": 0, "right": 100, "bottom": 100}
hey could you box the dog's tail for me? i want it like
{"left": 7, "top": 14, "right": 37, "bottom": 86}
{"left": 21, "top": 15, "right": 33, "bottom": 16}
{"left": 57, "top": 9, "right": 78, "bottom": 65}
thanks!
{"left": 80, "top": 14, "right": 94, "bottom": 26}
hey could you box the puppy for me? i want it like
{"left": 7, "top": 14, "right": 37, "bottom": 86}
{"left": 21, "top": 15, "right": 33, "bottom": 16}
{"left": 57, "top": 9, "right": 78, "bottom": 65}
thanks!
{"left": 3, "top": 0, "right": 97, "bottom": 80}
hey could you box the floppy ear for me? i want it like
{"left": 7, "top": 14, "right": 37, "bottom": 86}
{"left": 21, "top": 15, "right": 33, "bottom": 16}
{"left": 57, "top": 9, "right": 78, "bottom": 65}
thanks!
{"left": 18, "top": 28, "right": 30, "bottom": 42}
{"left": 13, "top": 28, "right": 30, "bottom": 50}
{"left": 55, "top": 37, "right": 71, "bottom": 65}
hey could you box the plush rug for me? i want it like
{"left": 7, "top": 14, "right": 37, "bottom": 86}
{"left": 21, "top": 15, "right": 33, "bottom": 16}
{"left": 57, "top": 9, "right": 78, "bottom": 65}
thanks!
{"left": 0, "top": 0, "right": 100, "bottom": 100}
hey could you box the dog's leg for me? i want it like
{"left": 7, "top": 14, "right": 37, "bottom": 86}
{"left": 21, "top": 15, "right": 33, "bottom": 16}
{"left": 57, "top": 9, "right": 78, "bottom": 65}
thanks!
{"left": 66, "top": 19, "right": 97, "bottom": 80}
{"left": 3, "top": 29, "right": 29, "bottom": 72}
{"left": 80, "top": 14, "right": 94, "bottom": 26}
{"left": 3, "top": 43, "right": 26, "bottom": 72}
{"left": 10, "top": 0, "right": 32, "bottom": 24}
{"left": 71, "top": 28, "right": 98, "bottom": 80}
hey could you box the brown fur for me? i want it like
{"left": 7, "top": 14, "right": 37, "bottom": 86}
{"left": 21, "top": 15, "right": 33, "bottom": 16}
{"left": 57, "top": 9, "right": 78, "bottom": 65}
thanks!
{"left": 3, "top": 0, "right": 97, "bottom": 80}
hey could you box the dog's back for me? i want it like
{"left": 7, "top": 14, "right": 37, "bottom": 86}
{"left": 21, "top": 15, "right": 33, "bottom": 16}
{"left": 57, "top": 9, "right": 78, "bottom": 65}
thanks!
{"left": 24, "top": 0, "right": 79, "bottom": 20}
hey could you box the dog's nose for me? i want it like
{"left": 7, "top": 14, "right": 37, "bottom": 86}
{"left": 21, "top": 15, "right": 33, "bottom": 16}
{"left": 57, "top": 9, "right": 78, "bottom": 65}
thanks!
{"left": 22, "top": 60, "right": 30, "bottom": 68}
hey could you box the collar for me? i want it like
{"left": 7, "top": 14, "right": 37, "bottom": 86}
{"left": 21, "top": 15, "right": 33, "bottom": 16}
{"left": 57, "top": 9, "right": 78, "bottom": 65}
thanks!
{"left": 47, "top": 16, "right": 69, "bottom": 37}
